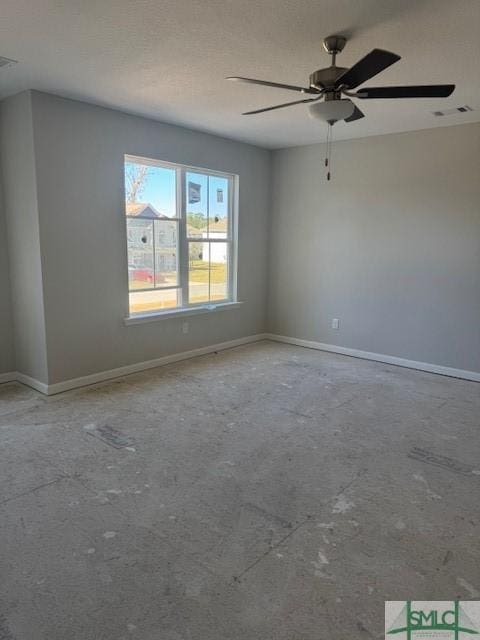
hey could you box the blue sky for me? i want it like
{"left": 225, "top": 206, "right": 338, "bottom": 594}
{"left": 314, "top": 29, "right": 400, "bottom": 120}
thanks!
{"left": 126, "top": 161, "right": 228, "bottom": 219}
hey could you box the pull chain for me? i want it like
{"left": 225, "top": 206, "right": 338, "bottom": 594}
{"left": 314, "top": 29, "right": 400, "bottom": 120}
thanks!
{"left": 325, "top": 122, "right": 333, "bottom": 181}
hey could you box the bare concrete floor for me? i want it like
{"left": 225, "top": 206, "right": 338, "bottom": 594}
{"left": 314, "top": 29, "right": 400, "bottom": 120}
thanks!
{"left": 1, "top": 340, "right": 479, "bottom": 639}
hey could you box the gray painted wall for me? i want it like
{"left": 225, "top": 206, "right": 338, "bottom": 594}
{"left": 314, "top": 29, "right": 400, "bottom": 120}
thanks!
{"left": 30, "top": 91, "right": 271, "bottom": 384}
{"left": 1, "top": 91, "right": 478, "bottom": 385}
{"left": 0, "top": 92, "right": 49, "bottom": 382}
{"left": 269, "top": 123, "right": 480, "bottom": 373}
{"left": 0, "top": 181, "right": 14, "bottom": 375}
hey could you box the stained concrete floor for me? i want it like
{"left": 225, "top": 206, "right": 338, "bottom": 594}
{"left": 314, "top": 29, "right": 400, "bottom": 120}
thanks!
{"left": 1, "top": 340, "right": 480, "bottom": 639}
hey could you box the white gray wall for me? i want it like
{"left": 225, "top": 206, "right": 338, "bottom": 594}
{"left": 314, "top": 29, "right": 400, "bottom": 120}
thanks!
{"left": 0, "top": 184, "right": 14, "bottom": 375}
{"left": 30, "top": 91, "right": 270, "bottom": 384}
{"left": 2, "top": 91, "right": 479, "bottom": 385}
{"left": 0, "top": 92, "right": 48, "bottom": 381}
{"left": 269, "top": 123, "right": 480, "bottom": 374}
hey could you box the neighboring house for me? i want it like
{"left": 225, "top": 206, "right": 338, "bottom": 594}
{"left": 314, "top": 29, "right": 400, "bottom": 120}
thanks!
{"left": 126, "top": 202, "right": 177, "bottom": 282}
{"left": 201, "top": 218, "right": 228, "bottom": 263}
{"left": 126, "top": 202, "right": 163, "bottom": 219}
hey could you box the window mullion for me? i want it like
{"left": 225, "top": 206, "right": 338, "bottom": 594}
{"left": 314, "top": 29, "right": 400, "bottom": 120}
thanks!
{"left": 229, "top": 175, "right": 237, "bottom": 302}
{"left": 178, "top": 167, "right": 189, "bottom": 306}
{"left": 207, "top": 175, "right": 211, "bottom": 302}
{"left": 152, "top": 218, "right": 156, "bottom": 287}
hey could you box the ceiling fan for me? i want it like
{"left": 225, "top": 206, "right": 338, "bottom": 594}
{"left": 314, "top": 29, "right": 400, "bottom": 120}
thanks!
{"left": 227, "top": 35, "right": 455, "bottom": 125}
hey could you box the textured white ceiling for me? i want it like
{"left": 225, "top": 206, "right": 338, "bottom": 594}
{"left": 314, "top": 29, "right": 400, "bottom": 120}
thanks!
{"left": 0, "top": 0, "right": 479, "bottom": 148}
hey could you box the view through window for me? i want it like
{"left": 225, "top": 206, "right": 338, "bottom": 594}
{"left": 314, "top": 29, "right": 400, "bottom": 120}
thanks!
{"left": 125, "top": 156, "right": 236, "bottom": 315}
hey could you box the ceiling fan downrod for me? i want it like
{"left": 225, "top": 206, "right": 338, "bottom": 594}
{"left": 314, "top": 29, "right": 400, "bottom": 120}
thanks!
{"left": 322, "top": 34, "right": 347, "bottom": 70}
{"left": 325, "top": 122, "right": 333, "bottom": 181}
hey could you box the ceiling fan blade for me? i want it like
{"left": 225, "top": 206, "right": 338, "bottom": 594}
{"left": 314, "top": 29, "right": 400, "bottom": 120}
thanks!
{"left": 227, "top": 76, "right": 318, "bottom": 94}
{"left": 357, "top": 84, "right": 455, "bottom": 99}
{"left": 335, "top": 49, "right": 401, "bottom": 90}
{"left": 344, "top": 105, "right": 365, "bottom": 122}
{"left": 242, "top": 97, "right": 320, "bottom": 115}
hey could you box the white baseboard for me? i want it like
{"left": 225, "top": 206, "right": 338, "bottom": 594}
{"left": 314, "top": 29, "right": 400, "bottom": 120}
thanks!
{"left": 266, "top": 333, "right": 480, "bottom": 383}
{"left": 0, "top": 371, "right": 16, "bottom": 384}
{"left": 9, "top": 332, "right": 479, "bottom": 395}
{"left": 13, "top": 333, "right": 268, "bottom": 396}
{"left": 15, "top": 372, "right": 49, "bottom": 395}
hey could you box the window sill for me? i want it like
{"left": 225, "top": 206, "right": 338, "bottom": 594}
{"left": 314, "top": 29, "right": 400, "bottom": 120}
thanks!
{"left": 124, "top": 301, "right": 243, "bottom": 325}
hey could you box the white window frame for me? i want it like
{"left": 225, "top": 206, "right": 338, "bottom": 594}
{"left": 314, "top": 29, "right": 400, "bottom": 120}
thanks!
{"left": 124, "top": 154, "right": 239, "bottom": 322}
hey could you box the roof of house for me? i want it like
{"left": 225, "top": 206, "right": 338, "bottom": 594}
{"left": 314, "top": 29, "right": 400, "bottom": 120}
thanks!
{"left": 126, "top": 202, "right": 167, "bottom": 219}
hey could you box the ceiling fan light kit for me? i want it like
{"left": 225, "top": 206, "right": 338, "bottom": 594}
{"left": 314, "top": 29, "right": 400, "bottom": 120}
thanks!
{"left": 308, "top": 98, "right": 355, "bottom": 123}
{"left": 227, "top": 35, "right": 455, "bottom": 180}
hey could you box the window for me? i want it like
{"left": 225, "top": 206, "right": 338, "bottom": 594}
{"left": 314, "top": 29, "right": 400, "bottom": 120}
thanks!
{"left": 124, "top": 155, "right": 237, "bottom": 316}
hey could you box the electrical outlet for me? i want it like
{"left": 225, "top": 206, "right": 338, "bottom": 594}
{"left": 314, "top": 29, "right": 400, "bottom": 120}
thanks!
{"left": 331, "top": 318, "right": 339, "bottom": 330}
{"left": 182, "top": 321, "right": 189, "bottom": 334}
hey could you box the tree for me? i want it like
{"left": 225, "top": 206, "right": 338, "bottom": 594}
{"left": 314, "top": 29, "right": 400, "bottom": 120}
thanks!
{"left": 186, "top": 212, "right": 207, "bottom": 229}
{"left": 125, "top": 163, "right": 150, "bottom": 203}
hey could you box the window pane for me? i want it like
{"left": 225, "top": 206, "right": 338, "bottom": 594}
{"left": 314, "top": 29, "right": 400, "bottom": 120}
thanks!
{"left": 188, "top": 241, "right": 229, "bottom": 304}
{"left": 186, "top": 171, "right": 208, "bottom": 238}
{"left": 154, "top": 220, "right": 178, "bottom": 287}
{"left": 125, "top": 158, "right": 180, "bottom": 313}
{"left": 125, "top": 161, "right": 176, "bottom": 219}
{"left": 209, "top": 242, "right": 229, "bottom": 301}
{"left": 188, "top": 243, "right": 209, "bottom": 304}
{"left": 127, "top": 218, "right": 154, "bottom": 290}
{"left": 208, "top": 176, "right": 229, "bottom": 240}
{"left": 129, "top": 289, "right": 179, "bottom": 314}
{"left": 185, "top": 173, "right": 229, "bottom": 240}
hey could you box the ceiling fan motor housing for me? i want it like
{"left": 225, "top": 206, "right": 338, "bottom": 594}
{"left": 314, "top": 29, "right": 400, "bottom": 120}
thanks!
{"left": 309, "top": 66, "right": 347, "bottom": 91}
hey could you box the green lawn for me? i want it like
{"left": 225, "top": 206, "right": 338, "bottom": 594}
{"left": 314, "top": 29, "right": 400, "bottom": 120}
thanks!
{"left": 188, "top": 260, "right": 227, "bottom": 284}
{"left": 129, "top": 260, "right": 227, "bottom": 313}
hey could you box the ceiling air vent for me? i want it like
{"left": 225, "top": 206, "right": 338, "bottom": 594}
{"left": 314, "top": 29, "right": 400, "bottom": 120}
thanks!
{"left": 0, "top": 56, "right": 17, "bottom": 69}
{"left": 433, "top": 105, "right": 473, "bottom": 117}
